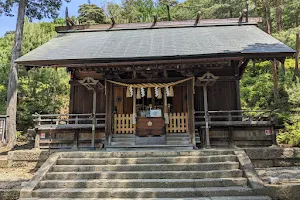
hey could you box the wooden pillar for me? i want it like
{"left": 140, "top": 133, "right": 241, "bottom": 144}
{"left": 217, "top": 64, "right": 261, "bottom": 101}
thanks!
{"left": 234, "top": 61, "right": 241, "bottom": 111}
{"left": 105, "top": 81, "right": 113, "bottom": 146}
{"left": 91, "top": 89, "right": 96, "bottom": 150}
{"left": 34, "top": 132, "right": 40, "bottom": 149}
{"left": 203, "top": 83, "right": 211, "bottom": 148}
{"left": 132, "top": 88, "right": 137, "bottom": 125}
{"left": 68, "top": 81, "right": 75, "bottom": 114}
{"left": 235, "top": 80, "right": 241, "bottom": 110}
{"left": 34, "top": 115, "right": 41, "bottom": 149}
{"left": 163, "top": 88, "right": 169, "bottom": 124}
{"left": 187, "top": 79, "right": 195, "bottom": 146}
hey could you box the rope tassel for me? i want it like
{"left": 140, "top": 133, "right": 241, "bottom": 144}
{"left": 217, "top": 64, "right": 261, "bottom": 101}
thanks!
{"left": 126, "top": 87, "right": 131, "bottom": 97}
{"left": 147, "top": 88, "right": 152, "bottom": 98}
{"left": 165, "top": 86, "right": 170, "bottom": 97}
{"left": 158, "top": 87, "right": 162, "bottom": 99}
{"left": 137, "top": 88, "right": 141, "bottom": 99}
{"left": 169, "top": 86, "right": 174, "bottom": 97}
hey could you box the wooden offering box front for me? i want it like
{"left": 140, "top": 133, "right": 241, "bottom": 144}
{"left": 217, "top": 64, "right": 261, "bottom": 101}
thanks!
{"left": 136, "top": 117, "right": 165, "bottom": 136}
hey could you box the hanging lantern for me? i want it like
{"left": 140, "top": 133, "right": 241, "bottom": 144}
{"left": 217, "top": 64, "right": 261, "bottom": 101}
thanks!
{"left": 165, "top": 86, "right": 170, "bottom": 97}
{"left": 147, "top": 88, "right": 152, "bottom": 98}
{"left": 126, "top": 87, "right": 131, "bottom": 98}
{"left": 157, "top": 87, "right": 162, "bottom": 99}
{"left": 169, "top": 86, "right": 174, "bottom": 97}
{"left": 136, "top": 88, "right": 141, "bottom": 99}
{"left": 141, "top": 87, "right": 145, "bottom": 97}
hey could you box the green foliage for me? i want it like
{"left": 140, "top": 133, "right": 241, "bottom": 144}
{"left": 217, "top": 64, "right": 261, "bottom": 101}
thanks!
{"left": 277, "top": 121, "right": 300, "bottom": 147}
{"left": 0, "top": 21, "right": 70, "bottom": 131}
{"left": 0, "top": 0, "right": 71, "bottom": 20}
{"left": 273, "top": 26, "right": 300, "bottom": 50}
{"left": 18, "top": 68, "right": 69, "bottom": 130}
{"left": 78, "top": 4, "right": 106, "bottom": 25}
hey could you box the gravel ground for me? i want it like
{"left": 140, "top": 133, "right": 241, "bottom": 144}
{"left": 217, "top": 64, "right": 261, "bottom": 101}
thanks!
{"left": 0, "top": 166, "right": 36, "bottom": 189}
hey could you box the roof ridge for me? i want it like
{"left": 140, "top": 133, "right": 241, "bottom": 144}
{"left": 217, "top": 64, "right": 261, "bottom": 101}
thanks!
{"left": 55, "top": 18, "right": 262, "bottom": 34}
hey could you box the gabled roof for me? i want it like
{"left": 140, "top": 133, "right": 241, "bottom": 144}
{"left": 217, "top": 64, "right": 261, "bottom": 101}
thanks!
{"left": 16, "top": 23, "right": 295, "bottom": 66}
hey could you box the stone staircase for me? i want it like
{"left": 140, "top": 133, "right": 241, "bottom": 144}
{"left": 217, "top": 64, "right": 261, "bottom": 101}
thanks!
{"left": 20, "top": 150, "right": 271, "bottom": 200}
{"left": 107, "top": 134, "right": 193, "bottom": 151}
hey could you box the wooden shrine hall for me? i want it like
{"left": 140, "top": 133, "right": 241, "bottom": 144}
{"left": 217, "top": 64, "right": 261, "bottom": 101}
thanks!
{"left": 16, "top": 18, "right": 295, "bottom": 150}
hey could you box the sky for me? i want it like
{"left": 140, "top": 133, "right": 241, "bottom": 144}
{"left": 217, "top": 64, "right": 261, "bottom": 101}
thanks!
{"left": 0, "top": 0, "right": 108, "bottom": 37}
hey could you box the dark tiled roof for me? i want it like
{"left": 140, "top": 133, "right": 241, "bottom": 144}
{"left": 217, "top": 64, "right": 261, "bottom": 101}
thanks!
{"left": 16, "top": 24, "right": 295, "bottom": 65}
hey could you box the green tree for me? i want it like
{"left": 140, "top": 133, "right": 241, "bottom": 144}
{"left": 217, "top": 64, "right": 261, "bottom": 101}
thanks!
{"left": 78, "top": 4, "right": 106, "bottom": 25}
{"left": 0, "top": 21, "right": 70, "bottom": 131}
{"left": 0, "top": 0, "right": 71, "bottom": 148}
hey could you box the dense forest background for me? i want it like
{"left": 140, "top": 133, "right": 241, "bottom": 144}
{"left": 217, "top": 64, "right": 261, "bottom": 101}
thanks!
{"left": 0, "top": 0, "right": 299, "bottom": 145}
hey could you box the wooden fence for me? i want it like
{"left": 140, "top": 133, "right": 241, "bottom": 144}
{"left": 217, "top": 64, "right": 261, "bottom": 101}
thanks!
{"left": 194, "top": 110, "right": 272, "bottom": 126}
{"left": 166, "top": 113, "right": 189, "bottom": 133}
{"left": 32, "top": 113, "right": 106, "bottom": 149}
{"left": 114, "top": 114, "right": 135, "bottom": 134}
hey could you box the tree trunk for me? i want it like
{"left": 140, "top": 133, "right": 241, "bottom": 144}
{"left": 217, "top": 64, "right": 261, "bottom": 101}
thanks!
{"left": 265, "top": 6, "right": 272, "bottom": 34}
{"left": 296, "top": 12, "right": 299, "bottom": 27}
{"left": 293, "top": 33, "right": 299, "bottom": 81}
{"left": 276, "top": 1, "right": 283, "bottom": 32}
{"left": 5, "top": 0, "right": 26, "bottom": 148}
{"left": 272, "top": 60, "right": 279, "bottom": 105}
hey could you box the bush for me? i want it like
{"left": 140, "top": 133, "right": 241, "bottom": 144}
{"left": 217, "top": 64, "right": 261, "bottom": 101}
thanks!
{"left": 277, "top": 120, "right": 300, "bottom": 147}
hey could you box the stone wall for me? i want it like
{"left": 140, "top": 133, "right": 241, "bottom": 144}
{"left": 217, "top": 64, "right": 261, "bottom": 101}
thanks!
{"left": 0, "top": 189, "right": 19, "bottom": 200}
{"left": 244, "top": 147, "right": 300, "bottom": 168}
{"left": 7, "top": 150, "right": 51, "bottom": 168}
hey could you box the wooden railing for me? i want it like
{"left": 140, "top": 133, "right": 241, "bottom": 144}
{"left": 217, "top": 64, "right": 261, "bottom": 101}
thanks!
{"left": 167, "top": 112, "right": 189, "bottom": 133}
{"left": 114, "top": 114, "right": 135, "bottom": 134}
{"left": 33, "top": 113, "right": 106, "bottom": 130}
{"left": 195, "top": 110, "right": 273, "bottom": 126}
{"left": 0, "top": 115, "right": 7, "bottom": 143}
{"left": 32, "top": 113, "right": 106, "bottom": 150}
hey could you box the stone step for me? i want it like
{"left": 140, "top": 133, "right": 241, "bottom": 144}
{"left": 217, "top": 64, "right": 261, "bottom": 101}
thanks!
{"left": 166, "top": 137, "right": 189, "bottom": 141}
{"left": 60, "top": 150, "right": 235, "bottom": 158}
{"left": 106, "top": 146, "right": 193, "bottom": 151}
{"left": 111, "top": 134, "right": 135, "bottom": 138}
{"left": 45, "top": 169, "right": 243, "bottom": 180}
{"left": 111, "top": 138, "right": 135, "bottom": 142}
{"left": 166, "top": 141, "right": 190, "bottom": 145}
{"left": 51, "top": 162, "right": 240, "bottom": 172}
{"left": 166, "top": 133, "right": 189, "bottom": 137}
{"left": 20, "top": 197, "right": 272, "bottom": 200}
{"left": 56, "top": 155, "right": 237, "bottom": 165}
{"left": 31, "top": 187, "right": 254, "bottom": 198}
{"left": 38, "top": 178, "right": 248, "bottom": 188}
{"left": 110, "top": 142, "right": 136, "bottom": 146}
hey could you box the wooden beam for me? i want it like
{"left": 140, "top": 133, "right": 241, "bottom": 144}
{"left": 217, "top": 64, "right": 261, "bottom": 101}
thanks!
{"left": 18, "top": 56, "right": 244, "bottom": 67}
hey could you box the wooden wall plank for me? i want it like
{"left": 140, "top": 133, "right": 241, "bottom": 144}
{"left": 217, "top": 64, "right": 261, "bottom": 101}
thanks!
{"left": 114, "top": 87, "right": 124, "bottom": 114}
